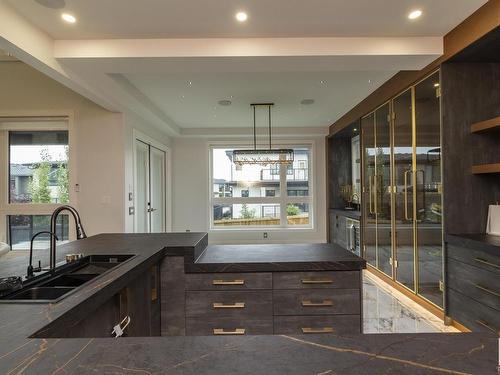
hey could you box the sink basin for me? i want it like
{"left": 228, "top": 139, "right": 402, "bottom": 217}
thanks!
{"left": 41, "top": 274, "right": 99, "bottom": 287}
{"left": 8, "top": 287, "right": 75, "bottom": 300}
{"left": 0, "top": 253, "right": 136, "bottom": 303}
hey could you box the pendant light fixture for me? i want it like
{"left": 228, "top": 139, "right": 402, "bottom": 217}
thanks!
{"left": 232, "top": 103, "right": 294, "bottom": 166}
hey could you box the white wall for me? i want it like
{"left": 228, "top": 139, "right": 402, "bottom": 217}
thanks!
{"left": 0, "top": 61, "right": 170, "bottom": 236}
{"left": 172, "top": 137, "right": 327, "bottom": 244}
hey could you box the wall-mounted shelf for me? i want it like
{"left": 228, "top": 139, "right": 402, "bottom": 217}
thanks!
{"left": 471, "top": 163, "right": 500, "bottom": 174}
{"left": 470, "top": 115, "right": 500, "bottom": 134}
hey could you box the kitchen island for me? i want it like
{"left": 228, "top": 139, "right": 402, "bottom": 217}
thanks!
{"left": 0, "top": 233, "right": 497, "bottom": 374}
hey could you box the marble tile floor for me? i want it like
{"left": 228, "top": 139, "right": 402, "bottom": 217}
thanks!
{"left": 363, "top": 271, "right": 459, "bottom": 334}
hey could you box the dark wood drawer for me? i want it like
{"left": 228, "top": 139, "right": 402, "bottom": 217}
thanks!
{"left": 274, "top": 315, "right": 360, "bottom": 334}
{"left": 185, "top": 273, "right": 272, "bottom": 291}
{"left": 447, "top": 244, "right": 500, "bottom": 276}
{"left": 273, "top": 271, "right": 359, "bottom": 290}
{"left": 186, "top": 317, "right": 273, "bottom": 336}
{"left": 447, "top": 289, "right": 499, "bottom": 334}
{"left": 186, "top": 291, "right": 272, "bottom": 317}
{"left": 448, "top": 258, "right": 500, "bottom": 311}
{"left": 273, "top": 289, "right": 360, "bottom": 315}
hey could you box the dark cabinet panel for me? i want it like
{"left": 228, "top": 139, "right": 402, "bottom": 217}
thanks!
{"left": 186, "top": 317, "right": 273, "bottom": 336}
{"left": 185, "top": 272, "right": 272, "bottom": 290}
{"left": 273, "top": 271, "right": 359, "bottom": 290}
{"left": 274, "top": 315, "right": 360, "bottom": 334}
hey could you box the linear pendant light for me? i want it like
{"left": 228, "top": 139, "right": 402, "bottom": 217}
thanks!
{"left": 232, "top": 103, "right": 294, "bottom": 166}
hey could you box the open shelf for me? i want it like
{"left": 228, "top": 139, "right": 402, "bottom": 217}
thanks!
{"left": 470, "top": 115, "right": 500, "bottom": 134}
{"left": 471, "top": 163, "right": 500, "bottom": 174}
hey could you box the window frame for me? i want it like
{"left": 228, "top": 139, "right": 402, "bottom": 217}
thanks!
{"left": 208, "top": 141, "right": 314, "bottom": 231}
{"left": 0, "top": 114, "right": 76, "bottom": 247}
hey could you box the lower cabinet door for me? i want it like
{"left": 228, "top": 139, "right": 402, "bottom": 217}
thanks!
{"left": 274, "top": 315, "right": 361, "bottom": 334}
{"left": 186, "top": 317, "right": 273, "bottom": 336}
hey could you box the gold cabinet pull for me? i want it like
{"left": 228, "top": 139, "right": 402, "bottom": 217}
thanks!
{"left": 212, "top": 302, "right": 245, "bottom": 309}
{"left": 474, "top": 258, "right": 500, "bottom": 270}
{"left": 474, "top": 284, "right": 500, "bottom": 298}
{"left": 213, "top": 328, "right": 246, "bottom": 335}
{"left": 212, "top": 279, "right": 245, "bottom": 285}
{"left": 302, "top": 299, "right": 333, "bottom": 307}
{"left": 475, "top": 320, "right": 498, "bottom": 334}
{"left": 301, "top": 327, "right": 334, "bottom": 334}
{"left": 301, "top": 278, "right": 333, "bottom": 284}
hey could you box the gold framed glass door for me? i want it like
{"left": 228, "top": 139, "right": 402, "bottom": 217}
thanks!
{"left": 392, "top": 89, "right": 415, "bottom": 291}
{"left": 374, "top": 104, "right": 393, "bottom": 278}
{"left": 361, "top": 113, "right": 376, "bottom": 267}
{"left": 415, "top": 71, "right": 443, "bottom": 308}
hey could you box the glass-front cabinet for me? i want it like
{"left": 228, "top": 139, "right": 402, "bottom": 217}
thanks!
{"left": 361, "top": 71, "right": 443, "bottom": 309}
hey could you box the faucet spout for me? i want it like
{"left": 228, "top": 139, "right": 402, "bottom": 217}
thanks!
{"left": 49, "top": 205, "right": 87, "bottom": 270}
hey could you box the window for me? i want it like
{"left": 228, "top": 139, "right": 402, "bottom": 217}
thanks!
{"left": 210, "top": 146, "right": 312, "bottom": 229}
{"left": 0, "top": 119, "right": 71, "bottom": 250}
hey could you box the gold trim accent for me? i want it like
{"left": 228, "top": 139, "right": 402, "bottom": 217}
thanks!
{"left": 474, "top": 284, "right": 500, "bottom": 298}
{"left": 301, "top": 278, "right": 333, "bottom": 284}
{"left": 474, "top": 257, "right": 500, "bottom": 269}
{"left": 212, "top": 302, "right": 245, "bottom": 309}
{"left": 301, "top": 327, "right": 334, "bottom": 334}
{"left": 302, "top": 299, "right": 333, "bottom": 307}
{"left": 213, "top": 328, "right": 246, "bottom": 335}
{"left": 212, "top": 279, "right": 245, "bottom": 285}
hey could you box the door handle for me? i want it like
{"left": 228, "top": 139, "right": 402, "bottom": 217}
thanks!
{"left": 404, "top": 170, "right": 413, "bottom": 221}
{"left": 368, "top": 175, "right": 374, "bottom": 214}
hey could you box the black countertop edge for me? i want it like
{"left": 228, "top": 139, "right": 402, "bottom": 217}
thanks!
{"left": 185, "top": 260, "right": 366, "bottom": 273}
{"left": 445, "top": 233, "right": 500, "bottom": 253}
{"left": 330, "top": 208, "right": 362, "bottom": 220}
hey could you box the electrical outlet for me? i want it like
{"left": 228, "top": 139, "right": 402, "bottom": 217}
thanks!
{"left": 263, "top": 232, "right": 268, "bottom": 239}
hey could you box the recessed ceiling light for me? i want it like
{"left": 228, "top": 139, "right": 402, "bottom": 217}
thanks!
{"left": 320, "top": 80, "right": 327, "bottom": 85}
{"left": 408, "top": 10, "right": 422, "bottom": 20}
{"left": 218, "top": 100, "right": 232, "bottom": 106}
{"left": 300, "top": 99, "right": 315, "bottom": 105}
{"left": 235, "top": 12, "right": 248, "bottom": 22}
{"left": 188, "top": 81, "right": 192, "bottom": 86}
{"left": 61, "top": 13, "right": 76, "bottom": 23}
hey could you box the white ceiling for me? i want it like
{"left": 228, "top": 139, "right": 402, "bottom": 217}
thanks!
{"left": 0, "top": 0, "right": 488, "bottom": 136}
{"left": 8, "top": 0, "right": 487, "bottom": 39}
{"left": 119, "top": 70, "right": 395, "bottom": 128}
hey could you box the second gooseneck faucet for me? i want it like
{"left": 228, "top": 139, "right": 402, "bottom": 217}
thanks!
{"left": 49, "top": 205, "right": 87, "bottom": 270}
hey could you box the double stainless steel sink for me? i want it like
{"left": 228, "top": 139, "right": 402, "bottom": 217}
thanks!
{"left": 0, "top": 254, "right": 135, "bottom": 303}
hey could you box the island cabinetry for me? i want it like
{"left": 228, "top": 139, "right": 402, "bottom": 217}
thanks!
{"left": 272, "top": 271, "right": 362, "bottom": 334}
{"left": 160, "top": 258, "right": 363, "bottom": 336}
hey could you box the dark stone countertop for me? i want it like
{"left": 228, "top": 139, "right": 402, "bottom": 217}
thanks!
{"left": 188, "top": 243, "right": 366, "bottom": 272}
{"left": 445, "top": 233, "right": 500, "bottom": 254}
{"left": 330, "top": 208, "right": 362, "bottom": 220}
{"left": 0, "top": 333, "right": 498, "bottom": 374}
{"left": 0, "top": 233, "right": 498, "bottom": 374}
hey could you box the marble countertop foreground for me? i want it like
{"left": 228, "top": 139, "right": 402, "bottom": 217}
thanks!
{"left": 0, "top": 333, "right": 497, "bottom": 374}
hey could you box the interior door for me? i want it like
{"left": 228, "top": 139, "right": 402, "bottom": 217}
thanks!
{"left": 415, "top": 72, "right": 443, "bottom": 308}
{"left": 374, "top": 103, "right": 393, "bottom": 278}
{"left": 149, "top": 146, "right": 166, "bottom": 233}
{"left": 392, "top": 89, "right": 415, "bottom": 290}
{"left": 361, "top": 113, "right": 376, "bottom": 267}
{"left": 135, "top": 140, "right": 166, "bottom": 233}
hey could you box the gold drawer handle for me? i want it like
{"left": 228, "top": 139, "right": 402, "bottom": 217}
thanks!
{"left": 301, "top": 278, "right": 333, "bottom": 284}
{"left": 301, "top": 327, "right": 334, "bottom": 334}
{"left": 213, "top": 328, "right": 246, "bottom": 335}
{"left": 474, "top": 258, "right": 500, "bottom": 269}
{"left": 474, "top": 284, "right": 500, "bottom": 298}
{"left": 212, "top": 279, "right": 245, "bottom": 285}
{"left": 302, "top": 299, "right": 333, "bottom": 307}
{"left": 213, "top": 302, "right": 245, "bottom": 309}
{"left": 475, "top": 320, "right": 498, "bottom": 334}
